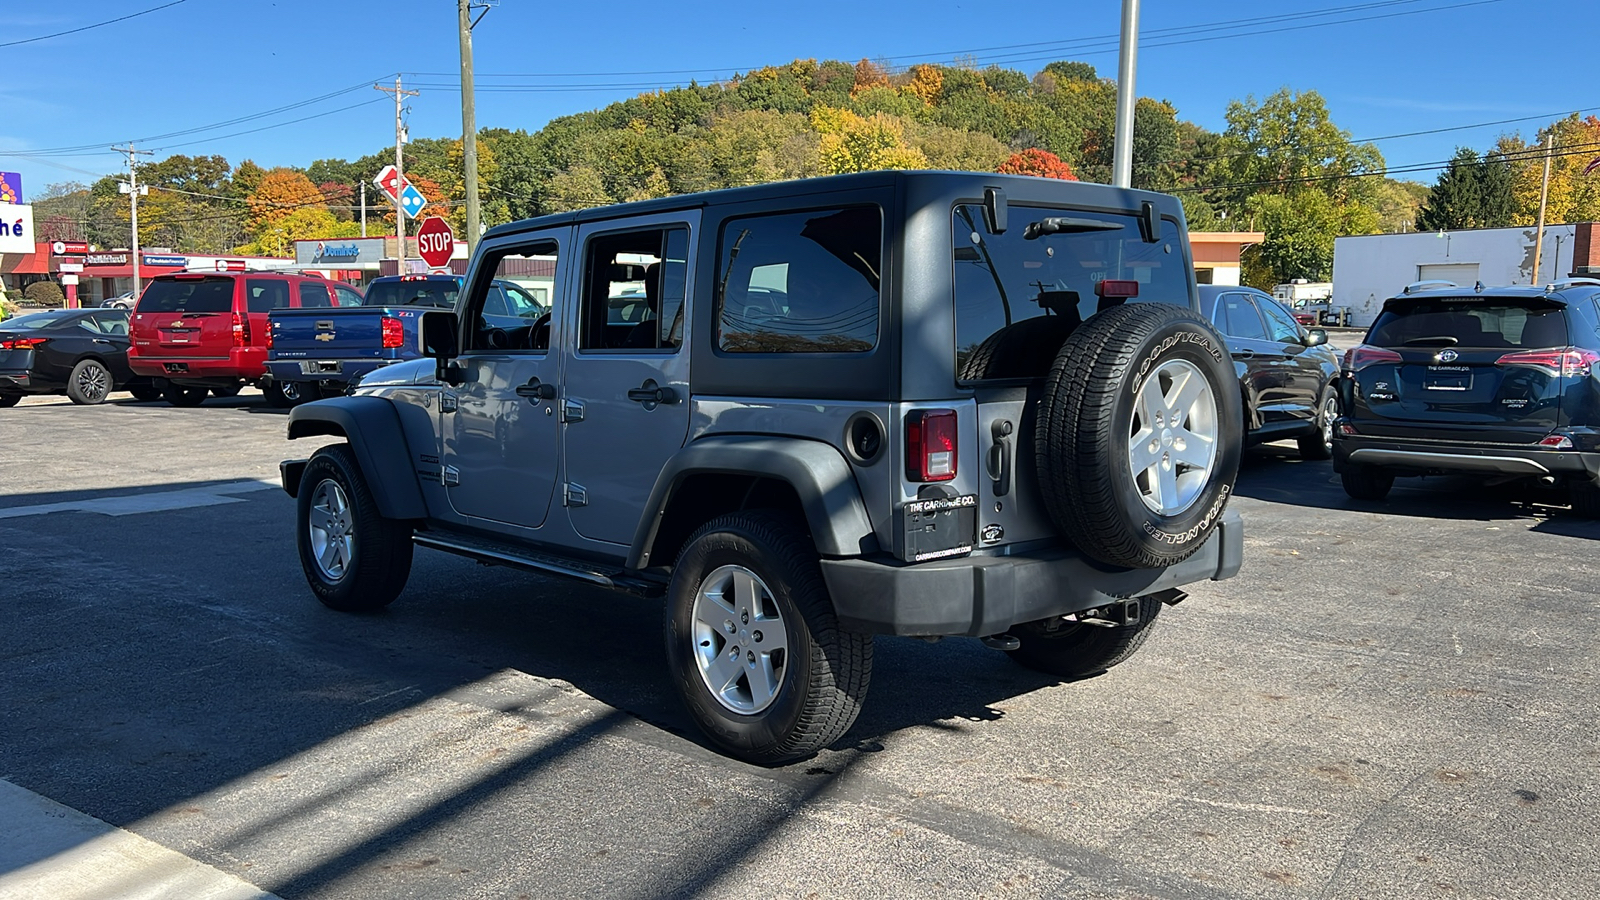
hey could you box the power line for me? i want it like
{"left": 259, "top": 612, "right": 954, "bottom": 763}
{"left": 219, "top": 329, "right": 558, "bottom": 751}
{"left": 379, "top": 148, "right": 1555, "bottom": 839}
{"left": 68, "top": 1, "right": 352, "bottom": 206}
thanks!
{"left": 0, "top": 0, "right": 189, "bottom": 49}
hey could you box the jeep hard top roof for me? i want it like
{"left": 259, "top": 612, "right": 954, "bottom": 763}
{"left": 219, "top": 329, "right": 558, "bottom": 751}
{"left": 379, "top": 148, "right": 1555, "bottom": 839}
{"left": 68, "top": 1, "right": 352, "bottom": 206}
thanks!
{"left": 481, "top": 170, "right": 1188, "bottom": 241}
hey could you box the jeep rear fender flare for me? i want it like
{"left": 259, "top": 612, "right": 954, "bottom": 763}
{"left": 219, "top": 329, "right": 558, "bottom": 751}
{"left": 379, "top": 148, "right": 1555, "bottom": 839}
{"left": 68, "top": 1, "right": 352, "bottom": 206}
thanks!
{"left": 286, "top": 396, "right": 427, "bottom": 520}
{"left": 629, "top": 435, "right": 878, "bottom": 569}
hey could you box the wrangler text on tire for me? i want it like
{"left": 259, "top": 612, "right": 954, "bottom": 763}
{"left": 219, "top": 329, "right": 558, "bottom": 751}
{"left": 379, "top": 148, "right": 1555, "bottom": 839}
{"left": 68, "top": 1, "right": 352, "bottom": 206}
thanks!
{"left": 664, "top": 511, "right": 871, "bottom": 766}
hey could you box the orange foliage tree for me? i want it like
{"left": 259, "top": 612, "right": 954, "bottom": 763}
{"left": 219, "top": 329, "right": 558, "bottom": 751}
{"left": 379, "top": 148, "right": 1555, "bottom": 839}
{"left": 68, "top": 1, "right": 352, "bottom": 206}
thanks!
{"left": 998, "top": 149, "right": 1079, "bottom": 181}
{"left": 248, "top": 168, "right": 327, "bottom": 230}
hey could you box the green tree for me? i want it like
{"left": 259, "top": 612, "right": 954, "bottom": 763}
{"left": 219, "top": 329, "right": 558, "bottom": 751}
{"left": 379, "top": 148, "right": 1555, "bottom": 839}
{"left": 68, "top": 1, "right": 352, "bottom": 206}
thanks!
{"left": 1416, "top": 148, "right": 1512, "bottom": 231}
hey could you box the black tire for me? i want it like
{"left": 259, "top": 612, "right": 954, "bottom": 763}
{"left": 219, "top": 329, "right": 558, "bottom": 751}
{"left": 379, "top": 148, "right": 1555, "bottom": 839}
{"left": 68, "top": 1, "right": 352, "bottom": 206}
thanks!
{"left": 958, "top": 316, "right": 1079, "bottom": 381}
{"left": 210, "top": 383, "right": 241, "bottom": 398}
{"left": 162, "top": 382, "right": 209, "bottom": 407}
{"left": 66, "top": 359, "right": 113, "bottom": 405}
{"left": 296, "top": 443, "right": 413, "bottom": 612}
{"left": 1035, "top": 303, "right": 1242, "bottom": 569}
{"left": 126, "top": 381, "right": 163, "bottom": 402}
{"left": 1341, "top": 464, "right": 1394, "bottom": 501}
{"left": 1571, "top": 480, "right": 1600, "bottom": 518}
{"left": 665, "top": 511, "right": 872, "bottom": 766}
{"left": 1297, "top": 388, "right": 1337, "bottom": 461}
{"left": 0, "top": 392, "right": 21, "bottom": 408}
{"left": 1006, "top": 595, "right": 1164, "bottom": 678}
{"left": 264, "top": 380, "right": 305, "bottom": 408}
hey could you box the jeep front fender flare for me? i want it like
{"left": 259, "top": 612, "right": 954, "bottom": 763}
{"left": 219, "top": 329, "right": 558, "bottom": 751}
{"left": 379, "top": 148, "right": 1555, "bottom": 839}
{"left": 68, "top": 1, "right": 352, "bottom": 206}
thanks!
{"left": 629, "top": 435, "right": 878, "bottom": 569}
{"left": 286, "top": 397, "right": 427, "bottom": 520}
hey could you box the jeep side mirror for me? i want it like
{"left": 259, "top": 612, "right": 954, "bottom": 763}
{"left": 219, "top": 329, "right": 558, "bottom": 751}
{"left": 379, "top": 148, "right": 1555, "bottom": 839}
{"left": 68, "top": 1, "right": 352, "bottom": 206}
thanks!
{"left": 422, "top": 311, "right": 464, "bottom": 385}
{"left": 1306, "top": 328, "right": 1328, "bottom": 347}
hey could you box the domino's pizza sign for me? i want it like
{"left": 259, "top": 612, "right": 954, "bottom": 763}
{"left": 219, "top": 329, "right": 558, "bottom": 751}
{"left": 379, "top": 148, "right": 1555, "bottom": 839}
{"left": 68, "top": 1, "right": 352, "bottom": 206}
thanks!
{"left": 0, "top": 203, "right": 32, "bottom": 255}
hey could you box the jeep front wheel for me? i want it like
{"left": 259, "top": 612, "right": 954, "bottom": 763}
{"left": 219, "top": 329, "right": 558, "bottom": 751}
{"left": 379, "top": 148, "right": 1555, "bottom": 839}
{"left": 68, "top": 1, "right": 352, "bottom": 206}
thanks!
{"left": 296, "top": 444, "right": 413, "bottom": 612}
{"left": 665, "top": 511, "right": 872, "bottom": 766}
{"left": 1035, "top": 303, "right": 1241, "bottom": 569}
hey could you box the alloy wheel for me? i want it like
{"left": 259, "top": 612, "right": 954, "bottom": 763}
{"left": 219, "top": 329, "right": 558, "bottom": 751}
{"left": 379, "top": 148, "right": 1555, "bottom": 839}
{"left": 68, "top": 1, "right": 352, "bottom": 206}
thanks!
{"left": 76, "top": 363, "right": 109, "bottom": 402}
{"left": 307, "top": 479, "right": 354, "bottom": 581}
{"left": 690, "top": 564, "right": 789, "bottom": 715}
{"left": 1128, "top": 358, "right": 1219, "bottom": 516}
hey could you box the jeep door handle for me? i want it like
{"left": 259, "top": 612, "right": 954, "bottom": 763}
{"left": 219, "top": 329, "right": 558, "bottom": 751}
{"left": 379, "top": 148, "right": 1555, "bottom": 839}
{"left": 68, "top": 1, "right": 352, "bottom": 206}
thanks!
{"left": 515, "top": 377, "right": 557, "bottom": 401}
{"left": 1232, "top": 349, "right": 1255, "bottom": 360}
{"left": 627, "top": 380, "right": 678, "bottom": 405}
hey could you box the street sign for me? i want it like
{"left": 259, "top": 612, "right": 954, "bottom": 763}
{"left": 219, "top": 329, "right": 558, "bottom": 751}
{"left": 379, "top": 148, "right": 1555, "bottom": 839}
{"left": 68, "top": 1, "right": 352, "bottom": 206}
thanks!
{"left": 58, "top": 262, "right": 83, "bottom": 273}
{"left": 373, "top": 165, "right": 407, "bottom": 202}
{"left": 52, "top": 240, "right": 89, "bottom": 255}
{"left": 416, "top": 217, "right": 455, "bottom": 268}
{"left": 398, "top": 183, "right": 427, "bottom": 219}
{"left": 60, "top": 273, "right": 78, "bottom": 286}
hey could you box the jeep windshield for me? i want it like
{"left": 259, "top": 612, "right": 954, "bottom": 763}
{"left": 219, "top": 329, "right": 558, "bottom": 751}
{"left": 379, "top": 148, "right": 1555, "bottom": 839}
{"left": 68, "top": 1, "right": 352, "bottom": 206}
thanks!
{"left": 953, "top": 204, "right": 1191, "bottom": 381}
{"left": 363, "top": 279, "right": 459, "bottom": 309}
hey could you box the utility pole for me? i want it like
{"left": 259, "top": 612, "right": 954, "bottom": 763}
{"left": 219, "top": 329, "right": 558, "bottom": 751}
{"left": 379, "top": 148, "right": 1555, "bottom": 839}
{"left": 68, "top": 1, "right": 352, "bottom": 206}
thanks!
{"left": 1111, "top": 0, "right": 1141, "bottom": 189}
{"left": 376, "top": 77, "right": 419, "bottom": 270}
{"left": 458, "top": 1, "right": 494, "bottom": 253}
{"left": 359, "top": 181, "right": 367, "bottom": 237}
{"left": 1531, "top": 133, "right": 1554, "bottom": 286}
{"left": 112, "top": 143, "right": 153, "bottom": 302}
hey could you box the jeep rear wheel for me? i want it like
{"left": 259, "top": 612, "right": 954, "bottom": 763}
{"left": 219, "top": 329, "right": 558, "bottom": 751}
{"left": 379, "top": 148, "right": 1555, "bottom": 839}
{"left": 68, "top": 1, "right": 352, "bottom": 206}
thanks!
{"left": 163, "top": 383, "right": 208, "bottom": 407}
{"left": 296, "top": 443, "right": 413, "bottom": 612}
{"left": 1006, "top": 596, "right": 1163, "bottom": 679}
{"left": 1035, "top": 303, "right": 1241, "bottom": 569}
{"left": 1341, "top": 464, "right": 1394, "bottom": 501}
{"left": 665, "top": 511, "right": 872, "bottom": 766}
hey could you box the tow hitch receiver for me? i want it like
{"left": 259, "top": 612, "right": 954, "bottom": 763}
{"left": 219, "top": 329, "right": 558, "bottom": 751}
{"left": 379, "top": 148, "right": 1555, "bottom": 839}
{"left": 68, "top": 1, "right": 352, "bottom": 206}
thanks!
{"left": 1071, "top": 599, "right": 1143, "bottom": 628}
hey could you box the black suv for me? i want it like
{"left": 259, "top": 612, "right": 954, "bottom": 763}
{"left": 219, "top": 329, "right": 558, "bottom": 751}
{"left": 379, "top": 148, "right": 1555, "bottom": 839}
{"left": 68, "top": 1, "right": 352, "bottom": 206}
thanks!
{"left": 1200, "top": 285, "right": 1340, "bottom": 459}
{"left": 1334, "top": 279, "right": 1600, "bottom": 513}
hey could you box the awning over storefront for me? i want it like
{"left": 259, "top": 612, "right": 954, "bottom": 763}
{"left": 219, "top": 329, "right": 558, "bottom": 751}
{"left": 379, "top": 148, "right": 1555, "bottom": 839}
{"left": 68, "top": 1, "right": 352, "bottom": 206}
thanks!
{"left": 0, "top": 241, "right": 49, "bottom": 275}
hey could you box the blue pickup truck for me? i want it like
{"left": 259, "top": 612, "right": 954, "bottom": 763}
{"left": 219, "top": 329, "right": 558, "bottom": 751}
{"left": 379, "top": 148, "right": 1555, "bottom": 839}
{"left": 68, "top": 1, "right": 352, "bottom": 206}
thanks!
{"left": 266, "top": 274, "right": 545, "bottom": 402}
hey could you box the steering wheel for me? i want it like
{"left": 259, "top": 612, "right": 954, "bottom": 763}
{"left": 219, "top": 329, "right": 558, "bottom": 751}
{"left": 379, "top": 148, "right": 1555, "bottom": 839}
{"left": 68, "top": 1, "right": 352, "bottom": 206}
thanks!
{"left": 526, "top": 312, "right": 552, "bottom": 351}
{"left": 482, "top": 327, "right": 510, "bottom": 350}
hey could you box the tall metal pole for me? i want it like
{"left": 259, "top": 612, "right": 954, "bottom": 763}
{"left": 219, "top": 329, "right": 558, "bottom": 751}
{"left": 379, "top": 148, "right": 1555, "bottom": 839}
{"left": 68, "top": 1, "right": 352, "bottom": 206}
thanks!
{"left": 359, "top": 181, "right": 367, "bottom": 237}
{"left": 1531, "top": 133, "right": 1553, "bottom": 286}
{"left": 458, "top": 0, "right": 481, "bottom": 252}
{"left": 376, "top": 77, "right": 418, "bottom": 270}
{"left": 1111, "top": 0, "right": 1141, "bottom": 189}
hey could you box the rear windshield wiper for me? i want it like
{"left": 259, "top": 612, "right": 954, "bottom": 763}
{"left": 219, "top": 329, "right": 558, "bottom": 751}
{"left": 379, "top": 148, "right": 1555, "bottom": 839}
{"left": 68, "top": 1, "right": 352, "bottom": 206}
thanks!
{"left": 1023, "top": 217, "right": 1123, "bottom": 240}
{"left": 1402, "top": 335, "right": 1460, "bottom": 346}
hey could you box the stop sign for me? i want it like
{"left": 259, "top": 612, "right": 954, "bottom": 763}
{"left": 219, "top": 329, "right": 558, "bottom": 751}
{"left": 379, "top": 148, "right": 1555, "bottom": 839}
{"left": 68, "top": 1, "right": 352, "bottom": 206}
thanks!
{"left": 416, "top": 217, "right": 455, "bottom": 269}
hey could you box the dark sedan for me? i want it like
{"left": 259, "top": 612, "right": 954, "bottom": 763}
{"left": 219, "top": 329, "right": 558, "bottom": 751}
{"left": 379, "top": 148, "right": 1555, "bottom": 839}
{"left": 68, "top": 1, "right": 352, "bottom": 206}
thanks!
{"left": 1200, "top": 285, "right": 1342, "bottom": 459}
{"left": 0, "top": 310, "right": 160, "bottom": 406}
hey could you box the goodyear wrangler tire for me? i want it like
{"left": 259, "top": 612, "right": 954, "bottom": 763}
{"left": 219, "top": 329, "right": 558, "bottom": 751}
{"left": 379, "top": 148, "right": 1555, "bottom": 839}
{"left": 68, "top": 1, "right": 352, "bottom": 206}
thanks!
{"left": 1035, "top": 302, "right": 1240, "bottom": 569}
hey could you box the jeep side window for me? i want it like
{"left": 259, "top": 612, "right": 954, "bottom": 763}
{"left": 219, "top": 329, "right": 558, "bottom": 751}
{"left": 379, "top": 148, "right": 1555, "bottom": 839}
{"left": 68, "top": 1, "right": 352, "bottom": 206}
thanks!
{"left": 578, "top": 226, "right": 688, "bottom": 352}
{"left": 467, "top": 240, "right": 559, "bottom": 352}
{"left": 716, "top": 207, "right": 880, "bottom": 353}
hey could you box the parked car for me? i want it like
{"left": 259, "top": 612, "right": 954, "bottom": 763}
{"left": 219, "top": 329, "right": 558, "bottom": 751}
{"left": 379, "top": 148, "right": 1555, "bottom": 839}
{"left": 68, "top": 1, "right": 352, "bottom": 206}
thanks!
{"left": 1200, "top": 285, "right": 1341, "bottom": 459}
{"left": 264, "top": 275, "right": 544, "bottom": 401}
{"left": 101, "top": 292, "right": 137, "bottom": 310}
{"left": 276, "top": 171, "right": 1246, "bottom": 765}
{"left": 0, "top": 309, "right": 161, "bottom": 406}
{"left": 127, "top": 271, "right": 356, "bottom": 407}
{"left": 1335, "top": 278, "right": 1600, "bottom": 513}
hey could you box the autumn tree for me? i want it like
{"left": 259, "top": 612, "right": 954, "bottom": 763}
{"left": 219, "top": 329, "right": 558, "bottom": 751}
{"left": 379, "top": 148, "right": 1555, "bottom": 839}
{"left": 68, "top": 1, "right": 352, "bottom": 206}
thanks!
{"left": 998, "top": 148, "right": 1078, "bottom": 180}
{"left": 811, "top": 107, "right": 928, "bottom": 174}
{"left": 248, "top": 168, "right": 325, "bottom": 230}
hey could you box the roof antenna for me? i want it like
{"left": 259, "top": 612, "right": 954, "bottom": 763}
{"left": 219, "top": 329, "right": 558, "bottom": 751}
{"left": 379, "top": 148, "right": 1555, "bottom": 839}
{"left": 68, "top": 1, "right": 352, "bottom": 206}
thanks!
{"left": 1474, "top": 280, "right": 1484, "bottom": 293}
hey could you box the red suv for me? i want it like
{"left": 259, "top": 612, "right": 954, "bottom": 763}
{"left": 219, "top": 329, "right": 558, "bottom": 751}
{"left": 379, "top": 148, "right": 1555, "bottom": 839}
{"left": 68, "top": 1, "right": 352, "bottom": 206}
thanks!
{"left": 128, "top": 271, "right": 357, "bottom": 407}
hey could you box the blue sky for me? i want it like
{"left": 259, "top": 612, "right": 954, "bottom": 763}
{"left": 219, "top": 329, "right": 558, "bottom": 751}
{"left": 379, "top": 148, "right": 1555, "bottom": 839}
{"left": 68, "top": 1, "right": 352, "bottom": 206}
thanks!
{"left": 0, "top": 0, "right": 1584, "bottom": 196}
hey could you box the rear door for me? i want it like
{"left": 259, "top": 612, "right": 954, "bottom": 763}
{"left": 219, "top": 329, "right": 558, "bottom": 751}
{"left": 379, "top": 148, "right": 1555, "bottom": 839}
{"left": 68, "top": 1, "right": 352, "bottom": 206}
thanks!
{"left": 1216, "top": 291, "right": 1294, "bottom": 426}
{"left": 244, "top": 277, "right": 291, "bottom": 350}
{"left": 1255, "top": 293, "right": 1323, "bottom": 420}
{"left": 132, "top": 275, "right": 238, "bottom": 358}
{"left": 1352, "top": 295, "right": 1573, "bottom": 442}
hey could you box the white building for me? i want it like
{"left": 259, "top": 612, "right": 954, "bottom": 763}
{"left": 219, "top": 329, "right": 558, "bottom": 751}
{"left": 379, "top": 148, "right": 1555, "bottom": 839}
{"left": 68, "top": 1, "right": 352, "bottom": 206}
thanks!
{"left": 1331, "top": 224, "right": 1580, "bottom": 327}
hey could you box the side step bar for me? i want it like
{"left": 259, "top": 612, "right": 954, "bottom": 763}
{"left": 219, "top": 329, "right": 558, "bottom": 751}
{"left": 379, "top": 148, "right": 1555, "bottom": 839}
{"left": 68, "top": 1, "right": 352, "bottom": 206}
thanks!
{"left": 413, "top": 532, "right": 665, "bottom": 598}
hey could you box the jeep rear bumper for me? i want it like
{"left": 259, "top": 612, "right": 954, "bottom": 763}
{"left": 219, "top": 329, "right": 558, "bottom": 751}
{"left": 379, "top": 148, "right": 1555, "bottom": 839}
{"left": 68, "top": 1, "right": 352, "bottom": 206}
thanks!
{"left": 818, "top": 509, "right": 1242, "bottom": 636}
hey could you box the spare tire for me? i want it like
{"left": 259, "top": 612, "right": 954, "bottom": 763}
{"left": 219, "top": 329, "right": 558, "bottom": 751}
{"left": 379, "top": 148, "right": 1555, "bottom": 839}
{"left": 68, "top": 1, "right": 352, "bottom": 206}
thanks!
{"left": 1035, "top": 302, "right": 1240, "bottom": 569}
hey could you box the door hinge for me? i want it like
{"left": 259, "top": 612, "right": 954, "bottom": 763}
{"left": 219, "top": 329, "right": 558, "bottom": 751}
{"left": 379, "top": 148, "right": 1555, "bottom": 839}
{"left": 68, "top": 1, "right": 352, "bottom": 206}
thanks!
{"left": 442, "top": 465, "right": 460, "bottom": 487}
{"left": 562, "top": 398, "right": 585, "bottom": 423}
{"left": 563, "top": 483, "right": 587, "bottom": 507}
{"left": 441, "top": 391, "right": 458, "bottom": 413}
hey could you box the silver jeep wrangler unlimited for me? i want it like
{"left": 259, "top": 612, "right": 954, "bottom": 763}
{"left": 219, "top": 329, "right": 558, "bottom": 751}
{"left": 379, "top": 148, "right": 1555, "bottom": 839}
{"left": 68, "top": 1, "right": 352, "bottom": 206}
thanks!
{"left": 279, "top": 171, "right": 1244, "bottom": 765}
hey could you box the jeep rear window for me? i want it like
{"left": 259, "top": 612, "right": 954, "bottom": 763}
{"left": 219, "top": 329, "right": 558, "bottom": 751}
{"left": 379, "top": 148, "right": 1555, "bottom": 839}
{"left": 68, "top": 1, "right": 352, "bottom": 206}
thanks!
{"left": 716, "top": 206, "right": 880, "bottom": 353}
{"left": 136, "top": 277, "right": 234, "bottom": 314}
{"left": 1369, "top": 298, "right": 1569, "bottom": 349}
{"left": 953, "top": 204, "right": 1189, "bottom": 381}
{"left": 363, "top": 279, "right": 459, "bottom": 309}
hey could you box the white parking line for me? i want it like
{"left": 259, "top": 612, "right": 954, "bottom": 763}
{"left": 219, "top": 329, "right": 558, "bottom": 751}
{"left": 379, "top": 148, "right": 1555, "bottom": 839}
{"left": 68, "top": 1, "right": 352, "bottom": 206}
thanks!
{"left": 0, "top": 481, "right": 279, "bottom": 520}
{"left": 0, "top": 779, "right": 280, "bottom": 900}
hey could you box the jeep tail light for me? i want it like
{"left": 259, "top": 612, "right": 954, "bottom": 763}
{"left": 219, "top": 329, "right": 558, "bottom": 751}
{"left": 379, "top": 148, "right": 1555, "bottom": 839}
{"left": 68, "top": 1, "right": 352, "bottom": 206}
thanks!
{"left": 1539, "top": 434, "right": 1574, "bottom": 449}
{"left": 1344, "top": 345, "right": 1402, "bottom": 371}
{"left": 381, "top": 316, "right": 405, "bottom": 349}
{"left": 232, "top": 312, "right": 250, "bottom": 347}
{"left": 1495, "top": 348, "right": 1600, "bottom": 378}
{"left": 906, "top": 409, "right": 958, "bottom": 482}
{"left": 0, "top": 337, "right": 47, "bottom": 350}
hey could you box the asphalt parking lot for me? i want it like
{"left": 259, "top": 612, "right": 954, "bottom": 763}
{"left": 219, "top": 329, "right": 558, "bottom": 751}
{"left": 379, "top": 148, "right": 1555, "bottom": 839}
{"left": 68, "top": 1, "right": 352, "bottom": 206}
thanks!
{"left": 2, "top": 387, "right": 1597, "bottom": 900}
